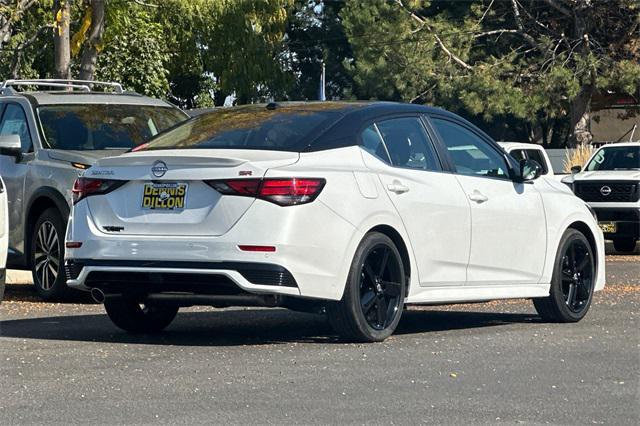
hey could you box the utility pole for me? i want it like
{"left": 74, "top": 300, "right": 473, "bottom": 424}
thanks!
{"left": 319, "top": 60, "right": 326, "bottom": 101}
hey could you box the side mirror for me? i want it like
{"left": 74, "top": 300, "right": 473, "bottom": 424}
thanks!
{"left": 0, "top": 134, "right": 21, "bottom": 157}
{"left": 519, "top": 159, "right": 542, "bottom": 182}
{"left": 571, "top": 165, "right": 582, "bottom": 174}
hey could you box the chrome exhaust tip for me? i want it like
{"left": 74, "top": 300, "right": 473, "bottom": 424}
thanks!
{"left": 90, "top": 288, "right": 105, "bottom": 304}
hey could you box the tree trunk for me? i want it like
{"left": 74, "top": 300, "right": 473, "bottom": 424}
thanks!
{"left": 53, "top": 0, "right": 71, "bottom": 80}
{"left": 541, "top": 119, "right": 554, "bottom": 149}
{"left": 569, "top": 86, "right": 593, "bottom": 147}
{"left": 78, "top": 0, "right": 105, "bottom": 81}
{"left": 568, "top": 0, "right": 594, "bottom": 147}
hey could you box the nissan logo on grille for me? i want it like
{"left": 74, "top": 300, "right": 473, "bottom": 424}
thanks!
{"left": 151, "top": 160, "right": 168, "bottom": 178}
{"left": 600, "top": 185, "right": 612, "bottom": 196}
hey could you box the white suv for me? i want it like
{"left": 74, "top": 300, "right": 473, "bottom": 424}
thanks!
{"left": 563, "top": 142, "right": 639, "bottom": 253}
{"left": 65, "top": 102, "right": 605, "bottom": 342}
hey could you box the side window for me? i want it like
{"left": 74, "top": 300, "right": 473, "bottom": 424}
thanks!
{"left": 525, "top": 149, "right": 549, "bottom": 174}
{"left": 509, "top": 149, "right": 526, "bottom": 161}
{"left": 375, "top": 117, "right": 441, "bottom": 171}
{"left": 360, "top": 124, "right": 390, "bottom": 164}
{"left": 431, "top": 118, "right": 508, "bottom": 179}
{"left": 0, "top": 103, "right": 32, "bottom": 151}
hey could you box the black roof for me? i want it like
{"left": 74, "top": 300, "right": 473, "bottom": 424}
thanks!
{"left": 289, "top": 101, "right": 490, "bottom": 151}
{"left": 147, "top": 101, "right": 494, "bottom": 153}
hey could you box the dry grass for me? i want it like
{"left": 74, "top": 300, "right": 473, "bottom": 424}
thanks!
{"left": 563, "top": 144, "right": 594, "bottom": 173}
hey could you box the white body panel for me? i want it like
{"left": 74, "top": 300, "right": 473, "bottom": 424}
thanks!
{"left": 0, "top": 176, "right": 8, "bottom": 296}
{"left": 454, "top": 174, "right": 547, "bottom": 284}
{"left": 66, "top": 145, "right": 606, "bottom": 304}
{"left": 360, "top": 150, "right": 471, "bottom": 286}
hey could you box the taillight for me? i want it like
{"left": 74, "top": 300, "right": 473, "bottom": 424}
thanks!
{"left": 72, "top": 177, "right": 125, "bottom": 204}
{"left": 206, "top": 178, "right": 325, "bottom": 206}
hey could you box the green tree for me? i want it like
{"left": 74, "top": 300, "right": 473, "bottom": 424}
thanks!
{"left": 340, "top": 0, "right": 640, "bottom": 146}
{"left": 0, "top": 0, "right": 50, "bottom": 79}
{"left": 285, "top": 0, "right": 354, "bottom": 100}
{"left": 200, "top": 0, "right": 293, "bottom": 104}
{"left": 92, "top": 0, "right": 170, "bottom": 97}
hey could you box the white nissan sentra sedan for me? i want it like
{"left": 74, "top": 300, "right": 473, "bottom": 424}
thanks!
{"left": 65, "top": 102, "right": 605, "bottom": 342}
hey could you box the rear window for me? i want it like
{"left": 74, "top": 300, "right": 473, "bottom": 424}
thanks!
{"left": 37, "top": 104, "right": 187, "bottom": 151}
{"left": 137, "top": 104, "right": 346, "bottom": 152}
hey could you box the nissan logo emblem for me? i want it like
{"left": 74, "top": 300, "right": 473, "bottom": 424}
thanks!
{"left": 151, "top": 160, "right": 168, "bottom": 178}
{"left": 600, "top": 185, "right": 612, "bottom": 196}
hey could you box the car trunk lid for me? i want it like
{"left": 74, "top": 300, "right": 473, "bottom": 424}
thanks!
{"left": 85, "top": 149, "right": 299, "bottom": 237}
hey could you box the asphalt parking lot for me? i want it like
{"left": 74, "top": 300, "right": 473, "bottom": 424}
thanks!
{"left": 1, "top": 252, "right": 638, "bottom": 425}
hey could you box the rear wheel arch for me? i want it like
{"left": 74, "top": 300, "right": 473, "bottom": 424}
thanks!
{"left": 25, "top": 188, "right": 69, "bottom": 266}
{"left": 366, "top": 224, "right": 412, "bottom": 292}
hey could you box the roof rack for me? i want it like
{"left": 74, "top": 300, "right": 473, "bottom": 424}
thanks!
{"left": 0, "top": 79, "right": 124, "bottom": 94}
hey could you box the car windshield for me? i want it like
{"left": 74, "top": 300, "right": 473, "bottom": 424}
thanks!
{"left": 135, "top": 103, "right": 347, "bottom": 152}
{"left": 585, "top": 145, "right": 640, "bottom": 171}
{"left": 37, "top": 104, "right": 187, "bottom": 150}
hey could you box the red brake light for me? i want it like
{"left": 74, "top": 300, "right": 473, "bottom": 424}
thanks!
{"left": 210, "top": 179, "right": 262, "bottom": 196}
{"left": 259, "top": 179, "right": 324, "bottom": 205}
{"left": 206, "top": 178, "right": 325, "bottom": 206}
{"left": 238, "top": 245, "right": 276, "bottom": 252}
{"left": 72, "top": 177, "right": 125, "bottom": 204}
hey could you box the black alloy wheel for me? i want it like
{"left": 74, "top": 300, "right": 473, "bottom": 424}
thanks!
{"left": 533, "top": 228, "right": 595, "bottom": 322}
{"left": 328, "top": 232, "right": 406, "bottom": 342}
{"left": 358, "top": 244, "right": 404, "bottom": 330}
{"left": 559, "top": 238, "right": 594, "bottom": 314}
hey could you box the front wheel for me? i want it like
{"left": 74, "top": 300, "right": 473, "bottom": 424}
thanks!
{"left": 612, "top": 238, "right": 637, "bottom": 253}
{"left": 104, "top": 298, "right": 178, "bottom": 333}
{"left": 31, "top": 208, "right": 68, "bottom": 301}
{"left": 327, "top": 232, "right": 406, "bottom": 342}
{"left": 533, "top": 228, "right": 596, "bottom": 322}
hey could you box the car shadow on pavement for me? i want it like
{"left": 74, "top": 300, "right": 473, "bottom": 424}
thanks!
{"left": 0, "top": 308, "right": 539, "bottom": 346}
{"left": 3, "top": 283, "right": 96, "bottom": 304}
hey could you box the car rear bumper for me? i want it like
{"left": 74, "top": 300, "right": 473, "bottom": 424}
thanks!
{"left": 65, "top": 198, "right": 361, "bottom": 301}
{"left": 65, "top": 259, "right": 302, "bottom": 297}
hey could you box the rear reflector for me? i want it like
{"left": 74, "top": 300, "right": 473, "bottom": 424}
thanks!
{"left": 206, "top": 178, "right": 325, "bottom": 206}
{"left": 65, "top": 242, "right": 83, "bottom": 249}
{"left": 238, "top": 245, "right": 276, "bottom": 252}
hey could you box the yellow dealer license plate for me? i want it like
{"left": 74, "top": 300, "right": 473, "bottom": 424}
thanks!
{"left": 142, "top": 182, "right": 188, "bottom": 210}
{"left": 598, "top": 221, "right": 616, "bottom": 234}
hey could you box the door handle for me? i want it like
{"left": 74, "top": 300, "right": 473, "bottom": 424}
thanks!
{"left": 387, "top": 182, "right": 410, "bottom": 194}
{"left": 468, "top": 190, "right": 488, "bottom": 203}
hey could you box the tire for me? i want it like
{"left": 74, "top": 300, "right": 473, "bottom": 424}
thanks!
{"left": 104, "top": 298, "right": 178, "bottom": 333}
{"left": 533, "top": 228, "right": 596, "bottom": 322}
{"left": 327, "top": 232, "right": 406, "bottom": 342}
{"left": 612, "top": 238, "right": 637, "bottom": 253}
{"left": 31, "top": 208, "right": 69, "bottom": 301}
